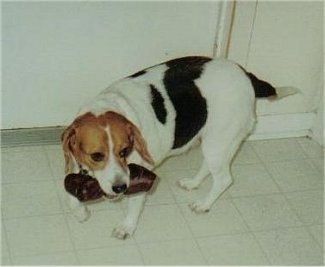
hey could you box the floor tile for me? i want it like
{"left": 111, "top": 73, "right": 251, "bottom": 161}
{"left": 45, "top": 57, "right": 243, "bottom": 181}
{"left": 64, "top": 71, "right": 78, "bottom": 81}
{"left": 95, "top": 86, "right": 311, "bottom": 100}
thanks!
{"left": 2, "top": 181, "right": 62, "bottom": 218}
{"left": 5, "top": 215, "right": 73, "bottom": 257}
{"left": 198, "top": 233, "right": 270, "bottom": 265}
{"left": 233, "top": 194, "right": 302, "bottom": 231}
{"left": 2, "top": 146, "right": 53, "bottom": 184}
{"left": 254, "top": 227, "right": 324, "bottom": 265}
{"left": 310, "top": 157, "right": 324, "bottom": 174}
{"left": 66, "top": 209, "right": 134, "bottom": 250}
{"left": 265, "top": 159, "right": 323, "bottom": 192}
{"left": 1, "top": 257, "right": 12, "bottom": 265}
{"left": 251, "top": 138, "right": 306, "bottom": 162}
{"left": 77, "top": 245, "right": 143, "bottom": 265}
{"left": 232, "top": 141, "right": 261, "bottom": 165}
{"left": 86, "top": 197, "right": 125, "bottom": 212}
{"left": 43, "top": 145, "right": 65, "bottom": 181}
{"left": 139, "top": 239, "right": 206, "bottom": 265}
{"left": 145, "top": 176, "right": 176, "bottom": 206}
{"left": 12, "top": 252, "right": 79, "bottom": 265}
{"left": 179, "top": 199, "right": 248, "bottom": 237}
{"left": 297, "top": 137, "right": 324, "bottom": 158}
{"left": 286, "top": 190, "right": 323, "bottom": 225}
{"left": 266, "top": 158, "right": 320, "bottom": 178}
{"left": 133, "top": 204, "right": 192, "bottom": 243}
{"left": 1, "top": 225, "right": 10, "bottom": 259}
{"left": 308, "top": 224, "right": 324, "bottom": 248}
{"left": 2, "top": 137, "right": 323, "bottom": 266}
{"left": 229, "top": 164, "right": 280, "bottom": 197}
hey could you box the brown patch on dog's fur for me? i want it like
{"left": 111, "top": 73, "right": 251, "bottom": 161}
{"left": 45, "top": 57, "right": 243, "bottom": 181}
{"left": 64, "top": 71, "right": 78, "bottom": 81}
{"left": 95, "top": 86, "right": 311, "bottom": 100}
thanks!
{"left": 62, "top": 112, "right": 154, "bottom": 174}
{"left": 61, "top": 113, "right": 109, "bottom": 173}
{"left": 100, "top": 112, "right": 154, "bottom": 167}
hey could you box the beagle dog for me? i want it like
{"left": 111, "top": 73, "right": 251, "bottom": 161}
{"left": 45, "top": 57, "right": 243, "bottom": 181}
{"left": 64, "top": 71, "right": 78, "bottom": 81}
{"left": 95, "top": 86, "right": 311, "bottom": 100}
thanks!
{"left": 62, "top": 56, "right": 297, "bottom": 239}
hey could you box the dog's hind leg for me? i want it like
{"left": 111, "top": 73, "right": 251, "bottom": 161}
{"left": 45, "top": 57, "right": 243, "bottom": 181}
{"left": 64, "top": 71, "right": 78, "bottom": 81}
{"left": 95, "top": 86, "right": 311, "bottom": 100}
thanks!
{"left": 189, "top": 161, "right": 232, "bottom": 213}
{"left": 178, "top": 160, "right": 210, "bottom": 190}
{"left": 189, "top": 126, "right": 249, "bottom": 213}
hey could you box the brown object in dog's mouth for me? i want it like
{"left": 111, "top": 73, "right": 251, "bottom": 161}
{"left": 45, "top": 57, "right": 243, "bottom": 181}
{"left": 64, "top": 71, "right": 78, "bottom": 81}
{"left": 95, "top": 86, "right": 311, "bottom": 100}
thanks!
{"left": 64, "top": 173, "right": 106, "bottom": 202}
{"left": 64, "top": 164, "right": 157, "bottom": 202}
{"left": 125, "top": 163, "right": 157, "bottom": 195}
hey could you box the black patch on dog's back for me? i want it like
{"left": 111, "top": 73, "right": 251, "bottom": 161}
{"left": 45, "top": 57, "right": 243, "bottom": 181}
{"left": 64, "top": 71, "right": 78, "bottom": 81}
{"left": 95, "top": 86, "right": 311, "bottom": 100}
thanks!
{"left": 150, "top": 84, "right": 167, "bottom": 124}
{"left": 163, "top": 56, "right": 211, "bottom": 149}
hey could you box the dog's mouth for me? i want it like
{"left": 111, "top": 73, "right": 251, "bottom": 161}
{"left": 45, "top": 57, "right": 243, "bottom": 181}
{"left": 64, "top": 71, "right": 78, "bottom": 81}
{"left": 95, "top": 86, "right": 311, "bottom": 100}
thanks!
{"left": 64, "top": 164, "right": 157, "bottom": 202}
{"left": 104, "top": 193, "right": 124, "bottom": 202}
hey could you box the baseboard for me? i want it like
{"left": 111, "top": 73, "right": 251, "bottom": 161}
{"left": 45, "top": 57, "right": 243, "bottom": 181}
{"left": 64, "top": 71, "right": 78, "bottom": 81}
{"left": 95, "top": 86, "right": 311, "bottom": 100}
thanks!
{"left": 1, "top": 126, "right": 65, "bottom": 148}
{"left": 248, "top": 112, "right": 316, "bottom": 140}
{"left": 0, "top": 112, "right": 316, "bottom": 147}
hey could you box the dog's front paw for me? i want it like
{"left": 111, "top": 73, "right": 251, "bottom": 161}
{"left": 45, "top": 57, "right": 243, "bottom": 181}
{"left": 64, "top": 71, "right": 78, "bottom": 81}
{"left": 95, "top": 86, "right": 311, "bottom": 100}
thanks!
{"left": 73, "top": 207, "right": 91, "bottom": 223}
{"left": 112, "top": 223, "right": 135, "bottom": 240}
{"left": 189, "top": 199, "right": 211, "bottom": 213}
{"left": 178, "top": 178, "right": 199, "bottom": 191}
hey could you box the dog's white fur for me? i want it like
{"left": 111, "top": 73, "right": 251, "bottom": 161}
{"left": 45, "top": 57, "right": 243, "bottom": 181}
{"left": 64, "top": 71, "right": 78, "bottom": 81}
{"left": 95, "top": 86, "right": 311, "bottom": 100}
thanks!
{"left": 64, "top": 57, "right": 295, "bottom": 239}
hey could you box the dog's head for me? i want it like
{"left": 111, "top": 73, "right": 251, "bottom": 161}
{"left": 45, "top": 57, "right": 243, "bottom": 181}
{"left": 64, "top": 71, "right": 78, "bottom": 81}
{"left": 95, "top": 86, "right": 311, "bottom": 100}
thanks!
{"left": 61, "top": 111, "right": 154, "bottom": 197}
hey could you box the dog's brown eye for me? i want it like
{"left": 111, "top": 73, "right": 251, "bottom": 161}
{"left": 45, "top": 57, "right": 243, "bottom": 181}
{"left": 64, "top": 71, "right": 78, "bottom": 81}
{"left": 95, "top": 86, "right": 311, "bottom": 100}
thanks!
{"left": 90, "top": 152, "right": 105, "bottom": 162}
{"left": 119, "top": 147, "right": 131, "bottom": 158}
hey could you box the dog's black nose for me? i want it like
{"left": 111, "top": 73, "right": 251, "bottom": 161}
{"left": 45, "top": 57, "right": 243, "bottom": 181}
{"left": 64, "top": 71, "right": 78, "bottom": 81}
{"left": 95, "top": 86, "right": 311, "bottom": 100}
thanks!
{"left": 112, "top": 184, "right": 127, "bottom": 194}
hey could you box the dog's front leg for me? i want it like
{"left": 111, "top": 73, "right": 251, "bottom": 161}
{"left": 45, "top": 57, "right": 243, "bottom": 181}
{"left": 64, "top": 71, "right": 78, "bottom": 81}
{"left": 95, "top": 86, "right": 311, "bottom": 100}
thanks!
{"left": 113, "top": 193, "right": 146, "bottom": 239}
{"left": 68, "top": 194, "right": 90, "bottom": 222}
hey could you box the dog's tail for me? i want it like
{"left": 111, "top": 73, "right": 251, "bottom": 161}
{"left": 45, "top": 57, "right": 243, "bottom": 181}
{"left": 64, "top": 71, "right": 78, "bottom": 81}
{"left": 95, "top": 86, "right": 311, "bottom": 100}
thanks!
{"left": 245, "top": 71, "right": 300, "bottom": 100}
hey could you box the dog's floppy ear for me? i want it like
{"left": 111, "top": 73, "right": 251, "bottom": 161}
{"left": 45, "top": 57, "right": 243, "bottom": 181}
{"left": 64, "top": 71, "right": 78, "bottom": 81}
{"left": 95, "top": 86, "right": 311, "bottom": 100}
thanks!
{"left": 61, "top": 112, "right": 97, "bottom": 174}
{"left": 129, "top": 123, "right": 155, "bottom": 165}
{"left": 61, "top": 125, "right": 76, "bottom": 174}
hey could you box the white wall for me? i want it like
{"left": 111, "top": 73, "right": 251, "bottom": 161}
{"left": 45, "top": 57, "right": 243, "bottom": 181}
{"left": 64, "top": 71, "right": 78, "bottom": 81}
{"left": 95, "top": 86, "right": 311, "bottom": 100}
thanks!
{"left": 3, "top": 1, "right": 323, "bottom": 139}
{"left": 2, "top": 1, "right": 224, "bottom": 129}
{"left": 228, "top": 1, "right": 323, "bottom": 116}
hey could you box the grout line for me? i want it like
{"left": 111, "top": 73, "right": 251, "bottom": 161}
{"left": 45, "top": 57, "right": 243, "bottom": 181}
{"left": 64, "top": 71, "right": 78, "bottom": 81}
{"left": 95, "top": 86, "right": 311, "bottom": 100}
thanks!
{"left": 309, "top": 158, "right": 325, "bottom": 175}
{"left": 2, "top": 210, "right": 68, "bottom": 221}
{"left": 304, "top": 224, "right": 324, "bottom": 251}
{"left": 1, "top": 221, "right": 14, "bottom": 265}
{"left": 249, "top": 140, "right": 291, "bottom": 195}
{"left": 9, "top": 250, "right": 78, "bottom": 263}
{"left": 296, "top": 137, "right": 325, "bottom": 158}
{"left": 173, "top": 194, "right": 210, "bottom": 265}
{"left": 282, "top": 189, "right": 323, "bottom": 226}
{"left": 249, "top": 230, "right": 276, "bottom": 265}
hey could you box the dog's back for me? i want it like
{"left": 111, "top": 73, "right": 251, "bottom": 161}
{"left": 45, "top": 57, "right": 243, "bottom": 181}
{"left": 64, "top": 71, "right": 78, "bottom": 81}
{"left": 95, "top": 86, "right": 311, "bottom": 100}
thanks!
{"left": 80, "top": 56, "right": 296, "bottom": 165}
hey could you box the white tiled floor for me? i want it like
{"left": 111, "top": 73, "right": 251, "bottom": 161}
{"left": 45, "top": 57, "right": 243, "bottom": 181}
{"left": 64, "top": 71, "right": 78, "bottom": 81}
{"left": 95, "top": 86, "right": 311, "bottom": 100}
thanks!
{"left": 1, "top": 137, "right": 324, "bottom": 265}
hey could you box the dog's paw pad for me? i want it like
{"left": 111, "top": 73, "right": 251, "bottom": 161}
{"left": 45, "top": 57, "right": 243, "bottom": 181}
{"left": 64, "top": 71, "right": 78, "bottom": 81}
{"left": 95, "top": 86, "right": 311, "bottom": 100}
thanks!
{"left": 189, "top": 200, "right": 211, "bottom": 213}
{"left": 112, "top": 228, "right": 129, "bottom": 240}
{"left": 112, "top": 224, "right": 135, "bottom": 240}
{"left": 178, "top": 178, "right": 199, "bottom": 191}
